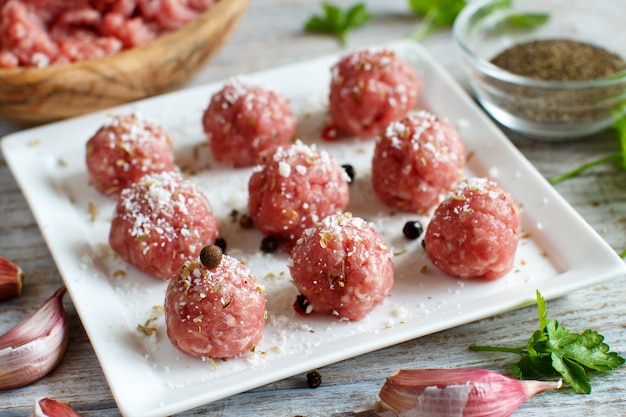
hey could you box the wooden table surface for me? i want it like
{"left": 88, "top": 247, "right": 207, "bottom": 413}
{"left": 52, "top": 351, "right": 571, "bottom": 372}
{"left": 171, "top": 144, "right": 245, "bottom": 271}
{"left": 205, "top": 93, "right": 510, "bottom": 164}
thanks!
{"left": 2, "top": 1, "right": 625, "bottom": 416}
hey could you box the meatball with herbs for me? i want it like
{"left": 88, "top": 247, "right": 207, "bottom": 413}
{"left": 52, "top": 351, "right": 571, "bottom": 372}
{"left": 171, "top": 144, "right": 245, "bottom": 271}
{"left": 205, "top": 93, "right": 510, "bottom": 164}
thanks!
{"left": 202, "top": 78, "right": 296, "bottom": 167}
{"left": 86, "top": 112, "right": 176, "bottom": 196}
{"left": 328, "top": 48, "right": 422, "bottom": 139}
{"left": 108, "top": 171, "right": 218, "bottom": 280}
{"left": 247, "top": 140, "right": 350, "bottom": 244}
{"left": 289, "top": 212, "right": 394, "bottom": 321}
{"left": 424, "top": 178, "right": 521, "bottom": 280}
{"left": 372, "top": 110, "right": 465, "bottom": 214}
{"left": 164, "top": 251, "right": 266, "bottom": 359}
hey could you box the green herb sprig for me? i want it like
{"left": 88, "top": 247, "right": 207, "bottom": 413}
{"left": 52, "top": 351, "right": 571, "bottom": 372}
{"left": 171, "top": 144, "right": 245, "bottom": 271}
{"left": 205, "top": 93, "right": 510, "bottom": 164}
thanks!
{"left": 500, "top": 12, "right": 549, "bottom": 28}
{"left": 469, "top": 290, "right": 625, "bottom": 394}
{"left": 407, "top": 0, "right": 548, "bottom": 40}
{"left": 549, "top": 114, "right": 626, "bottom": 185}
{"left": 407, "top": 0, "right": 466, "bottom": 40}
{"left": 305, "top": 0, "right": 549, "bottom": 44}
{"left": 304, "top": 3, "right": 372, "bottom": 45}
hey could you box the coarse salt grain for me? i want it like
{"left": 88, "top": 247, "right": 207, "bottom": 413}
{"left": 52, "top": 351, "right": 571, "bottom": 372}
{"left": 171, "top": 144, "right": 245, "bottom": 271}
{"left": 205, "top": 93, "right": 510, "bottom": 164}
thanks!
{"left": 278, "top": 161, "right": 291, "bottom": 177}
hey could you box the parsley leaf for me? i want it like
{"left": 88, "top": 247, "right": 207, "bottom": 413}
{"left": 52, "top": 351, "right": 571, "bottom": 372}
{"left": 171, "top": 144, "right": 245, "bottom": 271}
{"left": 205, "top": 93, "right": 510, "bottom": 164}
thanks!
{"left": 469, "top": 290, "right": 625, "bottom": 394}
{"left": 304, "top": 3, "right": 372, "bottom": 45}
{"left": 549, "top": 112, "right": 626, "bottom": 185}
{"left": 407, "top": 0, "right": 548, "bottom": 40}
{"left": 500, "top": 12, "right": 549, "bottom": 28}
{"left": 408, "top": 0, "right": 467, "bottom": 40}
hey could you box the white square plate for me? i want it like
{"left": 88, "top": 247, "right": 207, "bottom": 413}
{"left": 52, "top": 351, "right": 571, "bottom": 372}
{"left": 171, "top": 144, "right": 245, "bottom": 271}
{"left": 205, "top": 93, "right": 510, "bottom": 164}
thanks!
{"left": 3, "top": 40, "right": 624, "bottom": 417}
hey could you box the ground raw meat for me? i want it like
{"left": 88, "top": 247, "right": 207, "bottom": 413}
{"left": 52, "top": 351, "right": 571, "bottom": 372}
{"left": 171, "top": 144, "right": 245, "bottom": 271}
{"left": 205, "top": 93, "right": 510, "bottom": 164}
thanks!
{"left": 372, "top": 110, "right": 466, "bottom": 214}
{"left": 109, "top": 171, "right": 218, "bottom": 279}
{"left": 164, "top": 253, "right": 266, "bottom": 358}
{"left": 247, "top": 140, "right": 350, "bottom": 244}
{"left": 0, "top": 0, "right": 215, "bottom": 68}
{"left": 202, "top": 78, "right": 296, "bottom": 167}
{"left": 424, "top": 177, "right": 521, "bottom": 280}
{"left": 85, "top": 112, "right": 176, "bottom": 196}
{"left": 289, "top": 212, "right": 394, "bottom": 321}
{"left": 327, "top": 48, "right": 422, "bottom": 139}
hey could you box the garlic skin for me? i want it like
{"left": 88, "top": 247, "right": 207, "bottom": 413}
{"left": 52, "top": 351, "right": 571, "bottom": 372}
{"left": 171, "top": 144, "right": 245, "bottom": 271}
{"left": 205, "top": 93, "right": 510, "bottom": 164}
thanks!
{"left": 376, "top": 368, "right": 562, "bottom": 417}
{"left": 29, "top": 397, "right": 83, "bottom": 417}
{"left": 0, "top": 256, "right": 25, "bottom": 301}
{"left": 0, "top": 286, "right": 69, "bottom": 390}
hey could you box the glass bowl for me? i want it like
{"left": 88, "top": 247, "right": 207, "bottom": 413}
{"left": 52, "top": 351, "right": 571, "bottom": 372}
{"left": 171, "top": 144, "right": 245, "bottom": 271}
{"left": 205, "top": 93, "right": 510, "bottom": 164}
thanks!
{"left": 453, "top": 0, "right": 626, "bottom": 140}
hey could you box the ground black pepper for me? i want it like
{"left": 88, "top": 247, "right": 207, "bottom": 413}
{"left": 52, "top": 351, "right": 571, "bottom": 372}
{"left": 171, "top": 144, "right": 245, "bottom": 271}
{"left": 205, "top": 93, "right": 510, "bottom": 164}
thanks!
{"left": 487, "top": 38, "right": 626, "bottom": 126}
{"left": 491, "top": 39, "right": 626, "bottom": 82}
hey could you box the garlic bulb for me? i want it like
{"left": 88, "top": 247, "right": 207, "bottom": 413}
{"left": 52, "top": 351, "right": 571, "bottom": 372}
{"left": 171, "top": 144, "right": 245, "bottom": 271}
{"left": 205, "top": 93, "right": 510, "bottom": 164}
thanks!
{"left": 29, "top": 397, "right": 83, "bottom": 417}
{"left": 0, "top": 286, "right": 69, "bottom": 390}
{"left": 0, "top": 256, "right": 25, "bottom": 301}
{"left": 376, "top": 368, "right": 562, "bottom": 417}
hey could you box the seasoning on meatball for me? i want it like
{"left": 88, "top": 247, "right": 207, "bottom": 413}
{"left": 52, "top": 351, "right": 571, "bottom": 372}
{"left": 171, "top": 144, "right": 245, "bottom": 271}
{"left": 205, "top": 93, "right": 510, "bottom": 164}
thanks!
{"left": 109, "top": 171, "right": 218, "bottom": 280}
{"left": 85, "top": 112, "right": 176, "bottom": 196}
{"left": 247, "top": 140, "right": 350, "bottom": 244}
{"left": 424, "top": 177, "right": 522, "bottom": 280}
{"left": 164, "top": 251, "right": 266, "bottom": 359}
{"left": 328, "top": 48, "right": 423, "bottom": 139}
{"left": 289, "top": 212, "right": 394, "bottom": 321}
{"left": 372, "top": 110, "right": 466, "bottom": 214}
{"left": 202, "top": 78, "right": 297, "bottom": 167}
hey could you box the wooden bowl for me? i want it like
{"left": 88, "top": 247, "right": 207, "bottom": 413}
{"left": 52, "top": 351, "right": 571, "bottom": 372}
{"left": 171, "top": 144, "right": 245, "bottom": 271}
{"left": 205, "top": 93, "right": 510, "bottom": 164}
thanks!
{"left": 0, "top": 0, "right": 249, "bottom": 126}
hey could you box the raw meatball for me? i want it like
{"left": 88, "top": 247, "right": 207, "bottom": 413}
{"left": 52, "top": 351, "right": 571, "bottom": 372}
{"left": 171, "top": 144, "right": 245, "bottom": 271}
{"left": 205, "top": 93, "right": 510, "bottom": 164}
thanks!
{"left": 164, "top": 252, "right": 266, "bottom": 359}
{"left": 202, "top": 78, "right": 296, "bottom": 167}
{"left": 424, "top": 178, "right": 521, "bottom": 280}
{"left": 248, "top": 140, "right": 350, "bottom": 243}
{"left": 328, "top": 48, "right": 422, "bottom": 139}
{"left": 86, "top": 112, "right": 176, "bottom": 196}
{"left": 109, "top": 171, "right": 218, "bottom": 279}
{"left": 372, "top": 110, "right": 466, "bottom": 214}
{"left": 289, "top": 212, "right": 394, "bottom": 321}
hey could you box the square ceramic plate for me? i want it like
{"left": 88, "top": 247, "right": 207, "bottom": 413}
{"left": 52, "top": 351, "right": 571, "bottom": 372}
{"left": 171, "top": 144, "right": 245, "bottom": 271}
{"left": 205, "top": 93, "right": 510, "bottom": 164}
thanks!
{"left": 3, "top": 40, "right": 625, "bottom": 417}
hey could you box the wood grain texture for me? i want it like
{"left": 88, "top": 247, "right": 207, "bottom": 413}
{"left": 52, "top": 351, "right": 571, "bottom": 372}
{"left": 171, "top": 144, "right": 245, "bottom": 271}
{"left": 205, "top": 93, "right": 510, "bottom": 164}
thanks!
{"left": 1, "top": 0, "right": 625, "bottom": 416}
{"left": 0, "top": 0, "right": 249, "bottom": 126}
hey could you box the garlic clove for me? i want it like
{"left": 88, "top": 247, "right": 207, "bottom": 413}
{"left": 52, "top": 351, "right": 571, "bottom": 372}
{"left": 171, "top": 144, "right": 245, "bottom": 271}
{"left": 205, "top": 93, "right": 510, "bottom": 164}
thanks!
{"left": 0, "top": 286, "right": 69, "bottom": 390}
{"left": 29, "top": 397, "right": 83, "bottom": 417}
{"left": 375, "top": 368, "right": 562, "bottom": 417}
{"left": 0, "top": 256, "right": 25, "bottom": 301}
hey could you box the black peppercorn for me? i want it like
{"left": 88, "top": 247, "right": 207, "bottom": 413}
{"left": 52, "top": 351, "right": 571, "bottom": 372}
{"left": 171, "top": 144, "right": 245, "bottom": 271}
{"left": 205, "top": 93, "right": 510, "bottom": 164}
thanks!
{"left": 306, "top": 370, "right": 322, "bottom": 388}
{"left": 239, "top": 213, "right": 254, "bottom": 229}
{"left": 260, "top": 236, "right": 279, "bottom": 253}
{"left": 341, "top": 164, "right": 355, "bottom": 184}
{"left": 293, "top": 294, "right": 312, "bottom": 316}
{"left": 200, "top": 245, "right": 222, "bottom": 268}
{"left": 402, "top": 220, "right": 424, "bottom": 240}
{"left": 214, "top": 237, "right": 227, "bottom": 253}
